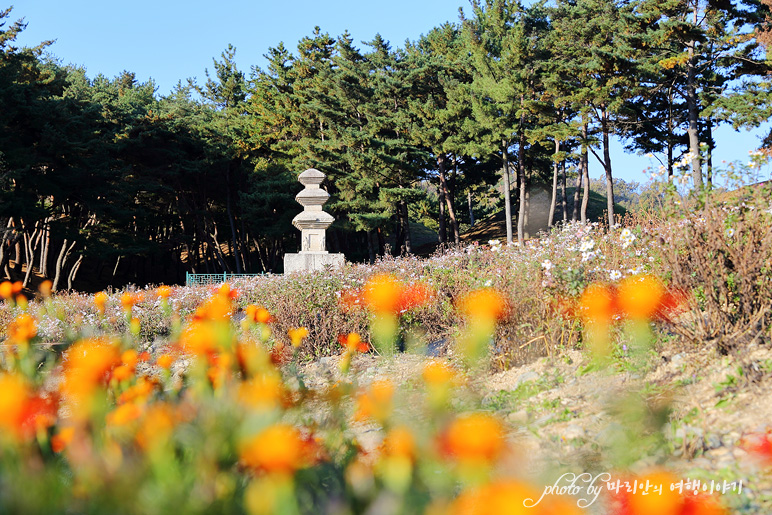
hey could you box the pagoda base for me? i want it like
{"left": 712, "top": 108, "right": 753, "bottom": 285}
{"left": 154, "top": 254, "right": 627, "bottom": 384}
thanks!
{"left": 284, "top": 252, "right": 345, "bottom": 274}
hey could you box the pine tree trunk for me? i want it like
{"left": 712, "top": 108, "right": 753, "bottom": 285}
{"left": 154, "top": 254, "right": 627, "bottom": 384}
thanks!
{"left": 707, "top": 118, "right": 714, "bottom": 190}
{"left": 367, "top": 229, "right": 376, "bottom": 265}
{"left": 52, "top": 239, "right": 76, "bottom": 292}
{"left": 0, "top": 218, "right": 11, "bottom": 280}
{"left": 686, "top": 5, "right": 703, "bottom": 189}
{"left": 226, "top": 169, "right": 243, "bottom": 274}
{"left": 438, "top": 182, "right": 447, "bottom": 244}
{"left": 560, "top": 160, "right": 568, "bottom": 222}
{"left": 401, "top": 199, "right": 412, "bottom": 255}
{"left": 549, "top": 138, "right": 560, "bottom": 228}
{"left": 517, "top": 116, "right": 526, "bottom": 246}
{"left": 468, "top": 191, "right": 475, "bottom": 227}
{"left": 502, "top": 141, "right": 514, "bottom": 244}
{"left": 572, "top": 169, "right": 582, "bottom": 223}
{"left": 40, "top": 220, "right": 50, "bottom": 277}
{"left": 67, "top": 255, "right": 84, "bottom": 290}
{"left": 581, "top": 121, "right": 590, "bottom": 224}
{"left": 602, "top": 108, "right": 615, "bottom": 230}
{"left": 438, "top": 155, "right": 460, "bottom": 244}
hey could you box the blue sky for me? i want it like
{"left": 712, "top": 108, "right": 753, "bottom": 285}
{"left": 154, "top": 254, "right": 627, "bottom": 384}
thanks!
{"left": 10, "top": 0, "right": 770, "bottom": 185}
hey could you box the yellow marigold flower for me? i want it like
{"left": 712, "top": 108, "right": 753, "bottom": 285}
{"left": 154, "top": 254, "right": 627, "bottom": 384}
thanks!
{"left": 156, "top": 285, "right": 172, "bottom": 299}
{"left": 8, "top": 313, "right": 37, "bottom": 343}
{"left": 363, "top": 274, "right": 404, "bottom": 314}
{"left": 240, "top": 424, "right": 307, "bottom": 475}
{"left": 157, "top": 354, "right": 175, "bottom": 369}
{"left": 288, "top": 327, "right": 309, "bottom": 348}
{"left": 106, "top": 403, "right": 142, "bottom": 427}
{"left": 458, "top": 288, "right": 508, "bottom": 321}
{"left": 238, "top": 372, "right": 285, "bottom": 411}
{"left": 94, "top": 291, "right": 108, "bottom": 314}
{"left": 451, "top": 480, "right": 541, "bottom": 515}
{"left": 441, "top": 413, "right": 506, "bottom": 465}
{"left": 617, "top": 274, "right": 666, "bottom": 321}
{"left": 0, "top": 373, "right": 29, "bottom": 438}
{"left": 354, "top": 379, "right": 394, "bottom": 423}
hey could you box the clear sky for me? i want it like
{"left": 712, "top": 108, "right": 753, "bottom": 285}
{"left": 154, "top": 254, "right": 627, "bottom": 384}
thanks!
{"left": 9, "top": 0, "right": 771, "bottom": 185}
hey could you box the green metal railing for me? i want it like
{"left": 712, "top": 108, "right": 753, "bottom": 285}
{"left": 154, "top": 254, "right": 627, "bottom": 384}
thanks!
{"left": 185, "top": 272, "right": 269, "bottom": 287}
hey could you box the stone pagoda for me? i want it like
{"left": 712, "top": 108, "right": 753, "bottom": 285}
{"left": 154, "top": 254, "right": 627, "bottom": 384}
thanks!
{"left": 283, "top": 169, "right": 345, "bottom": 274}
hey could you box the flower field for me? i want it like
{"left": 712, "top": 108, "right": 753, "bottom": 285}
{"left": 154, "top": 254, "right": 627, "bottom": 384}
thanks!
{"left": 1, "top": 188, "right": 772, "bottom": 514}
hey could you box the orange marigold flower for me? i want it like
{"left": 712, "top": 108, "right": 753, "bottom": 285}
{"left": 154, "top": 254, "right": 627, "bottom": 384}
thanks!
{"left": 451, "top": 480, "right": 541, "bottom": 515}
{"left": 39, "top": 280, "right": 52, "bottom": 298}
{"left": 339, "top": 288, "right": 365, "bottom": 312}
{"left": 156, "top": 285, "right": 172, "bottom": 299}
{"left": 382, "top": 426, "right": 416, "bottom": 461}
{"left": 0, "top": 281, "right": 13, "bottom": 300}
{"left": 94, "top": 292, "right": 108, "bottom": 314}
{"left": 121, "top": 349, "right": 139, "bottom": 368}
{"left": 339, "top": 333, "right": 371, "bottom": 353}
{"left": 8, "top": 313, "right": 37, "bottom": 343}
{"left": 216, "top": 283, "right": 239, "bottom": 300}
{"left": 422, "top": 360, "right": 457, "bottom": 386}
{"left": 138, "top": 351, "right": 151, "bottom": 362}
{"left": 61, "top": 338, "right": 121, "bottom": 399}
{"left": 111, "top": 364, "right": 134, "bottom": 383}
{"left": 238, "top": 372, "right": 286, "bottom": 411}
{"left": 51, "top": 426, "right": 75, "bottom": 453}
{"left": 288, "top": 327, "right": 309, "bottom": 348}
{"left": 194, "top": 295, "right": 233, "bottom": 321}
{"left": 740, "top": 430, "right": 772, "bottom": 466}
{"left": 0, "top": 373, "right": 30, "bottom": 439}
{"left": 245, "top": 305, "right": 272, "bottom": 324}
{"left": 106, "top": 403, "right": 143, "bottom": 427}
{"left": 157, "top": 354, "right": 175, "bottom": 369}
{"left": 240, "top": 424, "right": 307, "bottom": 475}
{"left": 120, "top": 292, "right": 137, "bottom": 311}
{"left": 610, "top": 471, "right": 684, "bottom": 515}
{"left": 179, "top": 320, "right": 220, "bottom": 356}
{"left": 653, "top": 287, "right": 688, "bottom": 323}
{"left": 136, "top": 403, "right": 177, "bottom": 451}
{"left": 18, "top": 394, "right": 58, "bottom": 439}
{"left": 354, "top": 380, "right": 394, "bottom": 423}
{"left": 363, "top": 274, "right": 404, "bottom": 314}
{"left": 396, "top": 282, "right": 434, "bottom": 312}
{"left": 579, "top": 283, "right": 618, "bottom": 324}
{"left": 458, "top": 288, "right": 508, "bottom": 321}
{"left": 440, "top": 412, "right": 506, "bottom": 465}
{"left": 617, "top": 274, "right": 666, "bottom": 321}
{"left": 118, "top": 377, "right": 157, "bottom": 404}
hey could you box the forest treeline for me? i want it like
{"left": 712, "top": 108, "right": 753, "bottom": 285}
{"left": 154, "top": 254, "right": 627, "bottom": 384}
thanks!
{"left": 1, "top": 1, "right": 770, "bottom": 290}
